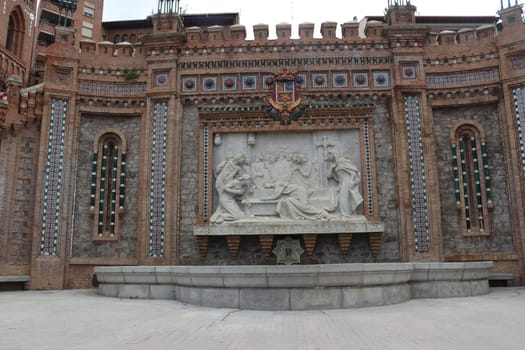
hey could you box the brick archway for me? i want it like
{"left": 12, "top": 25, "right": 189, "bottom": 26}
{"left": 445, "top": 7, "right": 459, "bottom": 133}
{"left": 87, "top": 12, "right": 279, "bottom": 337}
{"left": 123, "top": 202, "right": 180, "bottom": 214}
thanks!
{"left": 6, "top": 6, "right": 26, "bottom": 59}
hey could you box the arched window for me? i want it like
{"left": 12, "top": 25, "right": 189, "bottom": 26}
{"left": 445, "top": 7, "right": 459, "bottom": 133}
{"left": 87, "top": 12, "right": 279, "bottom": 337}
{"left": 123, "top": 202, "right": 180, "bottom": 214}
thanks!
{"left": 113, "top": 35, "right": 120, "bottom": 44}
{"left": 6, "top": 7, "right": 25, "bottom": 58}
{"left": 451, "top": 121, "right": 493, "bottom": 235}
{"left": 90, "top": 130, "right": 127, "bottom": 240}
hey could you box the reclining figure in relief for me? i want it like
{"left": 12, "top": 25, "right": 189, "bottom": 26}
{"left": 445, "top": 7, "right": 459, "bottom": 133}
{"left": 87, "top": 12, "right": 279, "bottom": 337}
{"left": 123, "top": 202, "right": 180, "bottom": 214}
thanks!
{"left": 261, "top": 182, "right": 331, "bottom": 221}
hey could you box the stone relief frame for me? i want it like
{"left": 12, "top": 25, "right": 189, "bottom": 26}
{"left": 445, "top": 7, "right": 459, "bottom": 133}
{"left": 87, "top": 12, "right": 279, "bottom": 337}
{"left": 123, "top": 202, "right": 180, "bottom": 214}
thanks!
{"left": 197, "top": 107, "right": 380, "bottom": 226}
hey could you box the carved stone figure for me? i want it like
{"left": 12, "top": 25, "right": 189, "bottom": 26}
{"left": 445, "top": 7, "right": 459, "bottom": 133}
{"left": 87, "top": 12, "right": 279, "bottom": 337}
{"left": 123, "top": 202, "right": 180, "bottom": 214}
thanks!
{"left": 290, "top": 152, "right": 314, "bottom": 188}
{"left": 263, "top": 182, "right": 330, "bottom": 220}
{"left": 269, "top": 151, "right": 292, "bottom": 183}
{"left": 326, "top": 152, "right": 363, "bottom": 218}
{"left": 250, "top": 153, "right": 271, "bottom": 192}
{"left": 210, "top": 153, "right": 250, "bottom": 224}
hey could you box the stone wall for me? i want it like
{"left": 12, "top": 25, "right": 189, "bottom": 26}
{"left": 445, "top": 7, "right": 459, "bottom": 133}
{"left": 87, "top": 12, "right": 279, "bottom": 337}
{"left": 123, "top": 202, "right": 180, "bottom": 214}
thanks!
{"left": 179, "top": 98, "right": 400, "bottom": 264}
{"left": 433, "top": 104, "right": 514, "bottom": 255}
{"left": 372, "top": 99, "right": 400, "bottom": 260}
{"left": 72, "top": 116, "right": 141, "bottom": 259}
{"left": 179, "top": 105, "right": 201, "bottom": 264}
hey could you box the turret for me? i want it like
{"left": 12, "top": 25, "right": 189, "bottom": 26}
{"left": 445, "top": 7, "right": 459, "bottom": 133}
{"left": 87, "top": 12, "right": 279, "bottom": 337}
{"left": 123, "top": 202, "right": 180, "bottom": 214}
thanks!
{"left": 385, "top": 0, "right": 417, "bottom": 25}
{"left": 154, "top": 0, "right": 183, "bottom": 32}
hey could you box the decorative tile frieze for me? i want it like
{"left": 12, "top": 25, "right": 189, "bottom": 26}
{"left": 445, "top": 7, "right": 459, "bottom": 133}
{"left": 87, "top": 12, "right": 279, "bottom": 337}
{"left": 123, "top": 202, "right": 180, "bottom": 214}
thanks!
{"left": 78, "top": 81, "right": 147, "bottom": 96}
{"left": 242, "top": 75, "right": 257, "bottom": 90}
{"left": 312, "top": 73, "right": 328, "bottom": 88}
{"left": 373, "top": 71, "right": 390, "bottom": 88}
{"left": 182, "top": 77, "right": 197, "bottom": 92}
{"left": 296, "top": 73, "right": 307, "bottom": 89}
{"left": 55, "top": 72, "right": 69, "bottom": 84}
{"left": 426, "top": 68, "right": 500, "bottom": 89}
{"left": 222, "top": 76, "right": 237, "bottom": 91}
{"left": 202, "top": 77, "right": 217, "bottom": 92}
{"left": 402, "top": 66, "right": 417, "bottom": 79}
{"left": 353, "top": 72, "right": 368, "bottom": 88}
{"left": 149, "top": 102, "right": 168, "bottom": 257}
{"left": 155, "top": 73, "right": 169, "bottom": 87}
{"left": 41, "top": 99, "right": 67, "bottom": 256}
{"left": 364, "top": 120, "right": 374, "bottom": 216}
{"left": 404, "top": 96, "right": 430, "bottom": 253}
{"left": 333, "top": 73, "right": 349, "bottom": 88}
{"left": 262, "top": 75, "right": 274, "bottom": 90}
{"left": 512, "top": 86, "right": 525, "bottom": 177}
{"left": 202, "top": 125, "right": 210, "bottom": 220}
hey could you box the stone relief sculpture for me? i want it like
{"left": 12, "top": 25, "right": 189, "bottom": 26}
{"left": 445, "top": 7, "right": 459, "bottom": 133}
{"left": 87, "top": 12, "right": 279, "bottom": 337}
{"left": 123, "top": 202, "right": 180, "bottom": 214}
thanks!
{"left": 262, "top": 182, "right": 330, "bottom": 220}
{"left": 326, "top": 152, "right": 364, "bottom": 218}
{"left": 210, "top": 132, "right": 364, "bottom": 223}
{"left": 210, "top": 153, "right": 251, "bottom": 224}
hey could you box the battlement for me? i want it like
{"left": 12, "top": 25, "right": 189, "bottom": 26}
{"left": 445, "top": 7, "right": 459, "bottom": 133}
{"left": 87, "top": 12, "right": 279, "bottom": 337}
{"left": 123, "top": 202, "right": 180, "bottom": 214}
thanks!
{"left": 182, "top": 20, "right": 503, "bottom": 48}
{"left": 184, "top": 21, "right": 368, "bottom": 44}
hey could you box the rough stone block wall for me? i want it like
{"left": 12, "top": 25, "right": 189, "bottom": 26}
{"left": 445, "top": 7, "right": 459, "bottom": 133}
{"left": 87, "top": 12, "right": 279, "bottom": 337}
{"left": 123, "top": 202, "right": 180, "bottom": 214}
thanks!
{"left": 179, "top": 99, "right": 400, "bottom": 264}
{"left": 179, "top": 105, "right": 201, "bottom": 265}
{"left": 372, "top": 100, "right": 400, "bottom": 260}
{"left": 433, "top": 104, "right": 514, "bottom": 255}
{"left": 72, "top": 116, "right": 141, "bottom": 259}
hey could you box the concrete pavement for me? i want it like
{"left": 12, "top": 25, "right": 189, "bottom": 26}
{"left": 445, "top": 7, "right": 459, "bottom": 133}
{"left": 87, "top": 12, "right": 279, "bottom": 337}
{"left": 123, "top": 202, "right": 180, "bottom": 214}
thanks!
{"left": 1, "top": 288, "right": 524, "bottom": 350}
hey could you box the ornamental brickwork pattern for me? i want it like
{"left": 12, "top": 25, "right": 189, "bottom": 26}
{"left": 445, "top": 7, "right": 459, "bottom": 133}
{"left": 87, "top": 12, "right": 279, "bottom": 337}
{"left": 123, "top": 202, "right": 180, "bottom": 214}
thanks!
{"left": 426, "top": 69, "right": 500, "bottom": 89}
{"left": 78, "top": 81, "right": 146, "bottom": 97}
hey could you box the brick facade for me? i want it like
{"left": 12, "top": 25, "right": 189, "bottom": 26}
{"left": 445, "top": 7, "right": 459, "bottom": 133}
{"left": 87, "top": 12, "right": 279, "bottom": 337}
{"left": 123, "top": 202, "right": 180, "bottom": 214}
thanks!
{"left": 1, "top": 1, "right": 525, "bottom": 288}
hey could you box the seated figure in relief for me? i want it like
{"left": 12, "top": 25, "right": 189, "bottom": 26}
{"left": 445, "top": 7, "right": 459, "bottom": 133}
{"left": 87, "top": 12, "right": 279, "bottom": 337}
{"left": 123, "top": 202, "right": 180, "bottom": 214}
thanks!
{"left": 262, "top": 182, "right": 330, "bottom": 220}
{"left": 326, "top": 152, "right": 363, "bottom": 218}
{"left": 210, "top": 153, "right": 250, "bottom": 224}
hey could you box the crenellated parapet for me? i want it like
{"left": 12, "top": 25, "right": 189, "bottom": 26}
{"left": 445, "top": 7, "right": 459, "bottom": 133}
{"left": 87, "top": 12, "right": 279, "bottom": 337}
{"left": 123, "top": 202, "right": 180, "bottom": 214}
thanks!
{"left": 178, "top": 20, "right": 504, "bottom": 55}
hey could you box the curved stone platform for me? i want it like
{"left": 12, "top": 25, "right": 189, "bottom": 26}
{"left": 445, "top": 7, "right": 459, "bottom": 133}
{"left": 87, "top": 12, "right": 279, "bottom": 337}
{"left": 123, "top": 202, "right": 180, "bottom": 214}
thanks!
{"left": 95, "top": 262, "right": 493, "bottom": 310}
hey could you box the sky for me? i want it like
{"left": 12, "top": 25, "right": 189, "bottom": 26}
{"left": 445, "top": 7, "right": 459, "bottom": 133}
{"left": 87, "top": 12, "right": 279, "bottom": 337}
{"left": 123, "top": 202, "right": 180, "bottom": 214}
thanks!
{"left": 101, "top": 0, "right": 509, "bottom": 37}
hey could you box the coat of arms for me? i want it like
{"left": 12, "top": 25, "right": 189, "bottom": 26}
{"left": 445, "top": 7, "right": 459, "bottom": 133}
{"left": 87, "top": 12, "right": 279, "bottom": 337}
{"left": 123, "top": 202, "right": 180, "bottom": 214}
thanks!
{"left": 264, "top": 69, "right": 308, "bottom": 125}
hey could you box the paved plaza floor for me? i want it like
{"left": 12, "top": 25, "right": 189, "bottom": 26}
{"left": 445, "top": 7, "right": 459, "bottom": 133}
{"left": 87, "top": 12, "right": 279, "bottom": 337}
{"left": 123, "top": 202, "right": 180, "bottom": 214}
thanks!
{"left": 1, "top": 287, "right": 524, "bottom": 350}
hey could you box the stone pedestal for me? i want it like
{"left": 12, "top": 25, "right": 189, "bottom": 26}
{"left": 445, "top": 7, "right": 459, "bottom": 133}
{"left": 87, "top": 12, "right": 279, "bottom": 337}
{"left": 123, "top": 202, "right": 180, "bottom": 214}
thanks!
{"left": 194, "top": 218, "right": 384, "bottom": 259}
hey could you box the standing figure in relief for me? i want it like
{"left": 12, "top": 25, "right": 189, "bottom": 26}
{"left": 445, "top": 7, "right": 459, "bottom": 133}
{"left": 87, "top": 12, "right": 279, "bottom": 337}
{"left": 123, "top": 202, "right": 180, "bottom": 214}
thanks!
{"left": 210, "top": 153, "right": 250, "bottom": 224}
{"left": 326, "top": 152, "right": 363, "bottom": 218}
{"left": 269, "top": 152, "right": 292, "bottom": 183}
{"left": 263, "top": 182, "right": 330, "bottom": 220}
{"left": 251, "top": 153, "right": 271, "bottom": 193}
